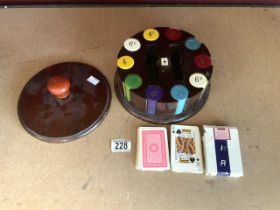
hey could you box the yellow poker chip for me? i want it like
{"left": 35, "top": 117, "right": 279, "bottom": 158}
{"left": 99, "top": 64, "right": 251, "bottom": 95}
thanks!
{"left": 117, "top": 56, "right": 135, "bottom": 70}
{"left": 143, "top": 28, "right": 160, "bottom": 41}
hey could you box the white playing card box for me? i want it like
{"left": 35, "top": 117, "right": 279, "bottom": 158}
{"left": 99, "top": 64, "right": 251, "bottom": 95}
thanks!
{"left": 203, "top": 125, "right": 243, "bottom": 177}
{"left": 136, "top": 127, "right": 170, "bottom": 171}
{"left": 170, "top": 125, "right": 204, "bottom": 173}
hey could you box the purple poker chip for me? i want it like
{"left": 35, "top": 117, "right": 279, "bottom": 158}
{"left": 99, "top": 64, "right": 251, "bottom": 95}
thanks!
{"left": 145, "top": 85, "right": 164, "bottom": 101}
{"left": 145, "top": 85, "right": 164, "bottom": 115}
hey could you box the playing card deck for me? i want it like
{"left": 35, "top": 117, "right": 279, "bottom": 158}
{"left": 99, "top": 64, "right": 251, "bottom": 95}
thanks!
{"left": 203, "top": 125, "right": 243, "bottom": 177}
{"left": 170, "top": 125, "right": 204, "bottom": 173}
{"left": 135, "top": 125, "right": 243, "bottom": 177}
{"left": 136, "top": 127, "right": 170, "bottom": 171}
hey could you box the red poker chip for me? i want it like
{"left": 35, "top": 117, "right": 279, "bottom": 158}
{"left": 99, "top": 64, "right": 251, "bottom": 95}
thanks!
{"left": 194, "top": 54, "right": 212, "bottom": 69}
{"left": 165, "top": 28, "right": 182, "bottom": 41}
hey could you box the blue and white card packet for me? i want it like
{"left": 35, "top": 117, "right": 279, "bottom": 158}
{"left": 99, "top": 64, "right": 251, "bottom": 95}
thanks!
{"left": 170, "top": 125, "right": 204, "bottom": 173}
{"left": 203, "top": 125, "right": 243, "bottom": 177}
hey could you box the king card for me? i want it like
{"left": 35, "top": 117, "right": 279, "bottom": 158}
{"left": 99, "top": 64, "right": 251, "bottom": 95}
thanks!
{"left": 170, "top": 125, "right": 204, "bottom": 173}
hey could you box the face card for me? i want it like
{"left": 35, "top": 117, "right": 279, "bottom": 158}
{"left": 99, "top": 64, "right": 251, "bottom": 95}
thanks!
{"left": 171, "top": 125, "right": 203, "bottom": 173}
{"left": 175, "top": 129, "right": 196, "bottom": 163}
{"left": 174, "top": 127, "right": 197, "bottom": 163}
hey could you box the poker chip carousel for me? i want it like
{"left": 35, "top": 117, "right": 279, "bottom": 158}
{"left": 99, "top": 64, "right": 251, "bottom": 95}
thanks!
{"left": 18, "top": 62, "right": 111, "bottom": 143}
{"left": 114, "top": 27, "right": 213, "bottom": 124}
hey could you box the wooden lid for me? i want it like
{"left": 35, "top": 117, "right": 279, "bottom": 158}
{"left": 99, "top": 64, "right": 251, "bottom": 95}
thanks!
{"left": 18, "top": 62, "right": 111, "bottom": 143}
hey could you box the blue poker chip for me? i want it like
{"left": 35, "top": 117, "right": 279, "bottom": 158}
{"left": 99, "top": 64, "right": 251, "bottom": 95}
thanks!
{"left": 170, "top": 85, "right": 189, "bottom": 101}
{"left": 170, "top": 85, "right": 189, "bottom": 115}
{"left": 185, "top": 38, "right": 201, "bottom": 51}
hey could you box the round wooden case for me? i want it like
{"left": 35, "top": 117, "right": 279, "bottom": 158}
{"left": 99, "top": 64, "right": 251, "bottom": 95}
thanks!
{"left": 115, "top": 27, "right": 213, "bottom": 123}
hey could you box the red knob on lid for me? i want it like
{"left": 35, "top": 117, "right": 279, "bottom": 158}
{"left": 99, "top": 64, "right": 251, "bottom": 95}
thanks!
{"left": 47, "top": 76, "right": 70, "bottom": 99}
{"left": 165, "top": 28, "right": 182, "bottom": 41}
{"left": 194, "top": 54, "right": 212, "bottom": 69}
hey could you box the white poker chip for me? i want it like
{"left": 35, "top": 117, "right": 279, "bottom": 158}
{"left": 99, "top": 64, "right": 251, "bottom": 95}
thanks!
{"left": 124, "top": 38, "right": 141, "bottom": 52}
{"left": 189, "top": 73, "right": 208, "bottom": 88}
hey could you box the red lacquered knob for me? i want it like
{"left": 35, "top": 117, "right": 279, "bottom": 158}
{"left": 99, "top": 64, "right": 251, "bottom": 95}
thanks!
{"left": 47, "top": 76, "right": 70, "bottom": 99}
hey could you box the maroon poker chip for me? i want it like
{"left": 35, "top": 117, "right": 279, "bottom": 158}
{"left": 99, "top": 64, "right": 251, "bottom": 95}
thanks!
{"left": 165, "top": 28, "right": 182, "bottom": 41}
{"left": 194, "top": 54, "right": 212, "bottom": 69}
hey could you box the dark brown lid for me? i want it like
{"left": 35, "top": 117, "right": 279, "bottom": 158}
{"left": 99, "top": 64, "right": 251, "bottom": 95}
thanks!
{"left": 18, "top": 62, "right": 111, "bottom": 143}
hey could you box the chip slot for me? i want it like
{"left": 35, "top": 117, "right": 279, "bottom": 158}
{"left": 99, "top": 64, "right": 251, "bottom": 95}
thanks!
{"left": 170, "top": 44, "right": 183, "bottom": 81}
{"left": 146, "top": 45, "right": 158, "bottom": 82}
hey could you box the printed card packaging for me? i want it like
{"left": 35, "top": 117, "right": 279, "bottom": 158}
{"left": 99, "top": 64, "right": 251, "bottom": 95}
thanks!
{"left": 136, "top": 127, "right": 170, "bottom": 171}
{"left": 170, "top": 125, "right": 204, "bottom": 173}
{"left": 203, "top": 125, "right": 243, "bottom": 177}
